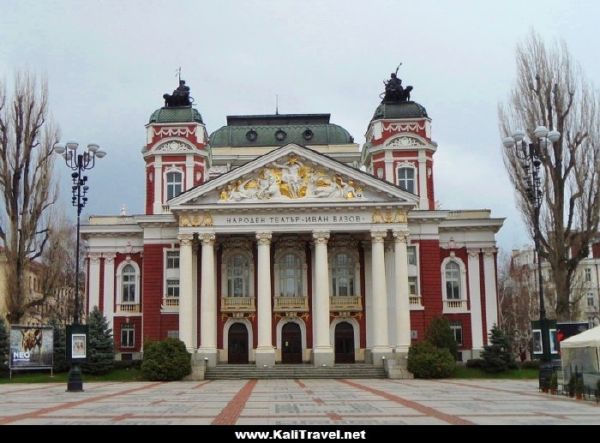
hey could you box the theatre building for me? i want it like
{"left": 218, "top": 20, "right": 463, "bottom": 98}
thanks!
{"left": 82, "top": 76, "right": 503, "bottom": 372}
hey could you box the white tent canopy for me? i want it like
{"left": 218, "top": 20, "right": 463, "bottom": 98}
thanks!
{"left": 560, "top": 325, "right": 600, "bottom": 374}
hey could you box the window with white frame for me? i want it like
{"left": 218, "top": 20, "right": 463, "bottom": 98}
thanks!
{"left": 407, "top": 246, "right": 417, "bottom": 266}
{"left": 450, "top": 322, "right": 463, "bottom": 346}
{"left": 445, "top": 261, "right": 461, "bottom": 300}
{"left": 227, "top": 254, "right": 250, "bottom": 297}
{"left": 397, "top": 167, "right": 415, "bottom": 193}
{"left": 587, "top": 292, "right": 595, "bottom": 307}
{"left": 279, "top": 253, "right": 302, "bottom": 297}
{"left": 585, "top": 268, "right": 592, "bottom": 282}
{"left": 166, "top": 279, "right": 180, "bottom": 298}
{"left": 331, "top": 253, "right": 355, "bottom": 297}
{"left": 166, "top": 171, "right": 183, "bottom": 200}
{"left": 122, "top": 264, "right": 137, "bottom": 303}
{"left": 166, "top": 250, "right": 179, "bottom": 269}
{"left": 121, "top": 324, "right": 135, "bottom": 348}
{"left": 408, "top": 276, "right": 419, "bottom": 295}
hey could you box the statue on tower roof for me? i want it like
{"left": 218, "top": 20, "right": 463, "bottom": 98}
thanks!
{"left": 163, "top": 77, "right": 193, "bottom": 108}
{"left": 381, "top": 64, "right": 413, "bottom": 103}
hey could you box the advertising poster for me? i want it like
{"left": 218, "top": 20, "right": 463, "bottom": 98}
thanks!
{"left": 71, "top": 333, "right": 87, "bottom": 359}
{"left": 9, "top": 325, "right": 54, "bottom": 369}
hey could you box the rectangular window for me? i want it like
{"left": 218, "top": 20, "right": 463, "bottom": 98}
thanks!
{"left": 397, "top": 167, "right": 415, "bottom": 193}
{"left": 450, "top": 323, "right": 463, "bottom": 346}
{"left": 407, "top": 246, "right": 417, "bottom": 266}
{"left": 446, "top": 281, "right": 460, "bottom": 299}
{"left": 166, "top": 251, "right": 180, "bottom": 269}
{"left": 408, "top": 276, "right": 418, "bottom": 295}
{"left": 585, "top": 268, "right": 592, "bottom": 282}
{"left": 166, "top": 279, "right": 180, "bottom": 298}
{"left": 587, "top": 293, "right": 595, "bottom": 307}
{"left": 121, "top": 326, "right": 134, "bottom": 348}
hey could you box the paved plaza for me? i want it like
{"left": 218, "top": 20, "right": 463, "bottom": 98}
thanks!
{"left": 1, "top": 379, "right": 599, "bottom": 425}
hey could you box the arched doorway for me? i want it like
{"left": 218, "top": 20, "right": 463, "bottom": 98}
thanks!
{"left": 228, "top": 323, "right": 249, "bottom": 364}
{"left": 281, "top": 322, "right": 302, "bottom": 363}
{"left": 335, "top": 322, "right": 355, "bottom": 363}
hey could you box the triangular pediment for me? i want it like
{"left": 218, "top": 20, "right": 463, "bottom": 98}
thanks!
{"left": 169, "top": 144, "right": 419, "bottom": 208}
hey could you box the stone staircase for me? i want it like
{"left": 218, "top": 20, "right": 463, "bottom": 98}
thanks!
{"left": 204, "top": 363, "right": 386, "bottom": 380}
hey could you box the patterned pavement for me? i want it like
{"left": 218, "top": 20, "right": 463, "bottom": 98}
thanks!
{"left": 1, "top": 379, "right": 599, "bottom": 425}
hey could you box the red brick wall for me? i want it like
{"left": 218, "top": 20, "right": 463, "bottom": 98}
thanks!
{"left": 159, "top": 314, "right": 179, "bottom": 340}
{"left": 142, "top": 244, "right": 168, "bottom": 342}
{"left": 444, "top": 313, "right": 472, "bottom": 350}
{"left": 412, "top": 239, "right": 442, "bottom": 342}
{"left": 593, "top": 242, "right": 600, "bottom": 259}
{"left": 427, "top": 159, "right": 435, "bottom": 209}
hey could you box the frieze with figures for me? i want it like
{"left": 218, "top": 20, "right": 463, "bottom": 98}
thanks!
{"left": 219, "top": 155, "right": 364, "bottom": 202}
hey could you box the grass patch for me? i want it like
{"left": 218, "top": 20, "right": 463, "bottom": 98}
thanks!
{"left": 452, "top": 366, "right": 539, "bottom": 379}
{"left": 0, "top": 368, "right": 143, "bottom": 384}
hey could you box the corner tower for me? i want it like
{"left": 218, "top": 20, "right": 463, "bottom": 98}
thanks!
{"left": 361, "top": 72, "right": 437, "bottom": 210}
{"left": 143, "top": 80, "right": 209, "bottom": 214}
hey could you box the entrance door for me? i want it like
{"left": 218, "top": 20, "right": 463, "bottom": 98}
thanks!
{"left": 281, "top": 322, "right": 302, "bottom": 363}
{"left": 228, "top": 323, "right": 249, "bottom": 364}
{"left": 335, "top": 322, "right": 355, "bottom": 363}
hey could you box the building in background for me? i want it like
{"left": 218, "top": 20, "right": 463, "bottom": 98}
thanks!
{"left": 81, "top": 75, "right": 503, "bottom": 366}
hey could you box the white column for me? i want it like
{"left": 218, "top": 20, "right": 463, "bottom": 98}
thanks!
{"left": 418, "top": 150, "right": 428, "bottom": 209}
{"left": 313, "top": 231, "right": 334, "bottom": 366}
{"left": 88, "top": 253, "right": 101, "bottom": 312}
{"left": 468, "top": 249, "right": 484, "bottom": 354}
{"left": 371, "top": 230, "right": 392, "bottom": 364}
{"left": 384, "top": 150, "right": 394, "bottom": 184}
{"left": 393, "top": 230, "right": 411, "bottom": 354}
{"left": 198, "top": 233, "right": 217, "bottom": 366}
{"left": 256, "top": 231, "right": 275, "bottom": 367}
{"left": 102, "top": 253, "right": 116, "bottom": 332}
{"left": 191, "top": 242, "right": 198, "bottom": 349}
{"left": 185, "top": 155, "right": 194, "bottom": 190}
{"left": 153, "top": 157, "right": 162, "bottom": 214}
{"left": 483, "top": 248, "right": 499, "bottom": 337}
{"left": 178, "top": 234, "right": 195, "bottom": 351}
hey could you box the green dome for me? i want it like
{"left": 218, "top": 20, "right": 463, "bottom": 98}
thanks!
{"left": 149, "top": 107, "right": 203, "bottom": 124}
{"left": 209, "top": 114, "right": 354, "bottom": 147}
{"left": 372, "top": 101, "right": 428, "bottom": 121}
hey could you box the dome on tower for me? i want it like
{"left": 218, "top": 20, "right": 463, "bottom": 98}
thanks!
{"left": 371, "top": 101, "right": 428, "bottom": 121}
{"left": 149, "top": 107, "right": 204, "bottom": 124}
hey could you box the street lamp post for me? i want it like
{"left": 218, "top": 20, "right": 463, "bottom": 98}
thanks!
{"left": 53, "top": 141, "right": 106, "bottom": 392}
{"left": 503, "top": 126, "right": 560, "bottom": 391}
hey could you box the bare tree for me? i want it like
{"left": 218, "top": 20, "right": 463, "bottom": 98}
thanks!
{"left": 499, "top": 31, "right": 600, "bottom": 320}
{"left": 0, "top": 72, "right": 59, "bottom": 324}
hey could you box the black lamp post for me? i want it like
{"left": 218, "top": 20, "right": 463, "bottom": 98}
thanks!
{"left": 503, "top": 126, "right": 560, "bottom": 390}
{"left": 53, "top": 141, "right": 106, "bottom": 392}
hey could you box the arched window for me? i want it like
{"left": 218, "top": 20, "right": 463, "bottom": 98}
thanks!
{"left": 332, "top": 253, "right": 355, "bottom": 297}
{"left": 166, "top": 171, "right": 183, "bottom": 200}
{"left": 279, "top": 253, "right": 302, "bottom": 297}
{"left": 227, "top": 254, "right": 250, "bottom": 297}
{"left": 445, "top": 261, "right": 461, "bottom": 300}
{"left": 122, "top": 264, "right": 137, "bottom": 303}
{"left": 397, "top": 167, "right": 415, "bottom": 193}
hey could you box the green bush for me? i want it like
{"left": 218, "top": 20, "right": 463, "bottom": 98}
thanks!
{"left": 113, "top": 359, "right": 142, "bottom": 370}
{"left": 141, "top": 338, "right": 191, "bottom": 381}
{"left": 48, "top": 318, "right": 69, "bottom": 373}
{"left": 466, "top": 358, "right": 485, "bottom": 369}
{"left": 519, "top": 360, "right": 540, "bottom": 370}
{"left": 407, "top": 341, "right": 456, "bottom": 379}
{"left": 425, "top": 317, "right": 458, "bottom": 359}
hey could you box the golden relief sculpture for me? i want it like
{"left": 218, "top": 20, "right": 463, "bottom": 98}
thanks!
{"left": 372, "top": 209, "right": 408, "bottom": 224}
{"left": 219, "top": 155, "right": 363, "bottom": 202}
{"left": 179, "top": 212, "right": 213, "bottom": 227}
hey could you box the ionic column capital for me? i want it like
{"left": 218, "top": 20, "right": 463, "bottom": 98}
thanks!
{"left": 392, "top": 230, "right": 410, "bottom": 243}
{"left": 312, "top": 231, "right": 330, "bottom": 245}
{"left": 88, "top": 252, "right": 102, "bottom": 263}
{"left": 467, "top": 248, "right": 481, "bottom": 258}
{"left": 102, "top": 252, "right": 116, "bottom": 263}
{"left": 178, "top": 233, "right": 195, "bottom": 246}
{"left": 198, "top": 233, "right": 215, "bottom": 245}
{"left": 256, "top": 231, "right": 272, "bottom": 246}
{"left": 370, "top": 230, "right": 388, "bottom": 243}
{"left": 482, "top": 247, "right": 497, "bottom": 257}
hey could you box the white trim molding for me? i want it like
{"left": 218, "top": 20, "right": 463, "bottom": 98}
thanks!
{"left": 441, "top": 254, "right": 469, "bottom": 313}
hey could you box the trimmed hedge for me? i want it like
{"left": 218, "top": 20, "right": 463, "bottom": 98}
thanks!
{"left": 466, "top": 358, "right": 485, "bottom": 369}
{"left": 141, "top": 338, "right": 191, "bottom": 381}
{"left": 519, "top": 360, "right": 540, "bottom": 370}
{"left": 407, "top": 341, "right": 456, "bottom": 379}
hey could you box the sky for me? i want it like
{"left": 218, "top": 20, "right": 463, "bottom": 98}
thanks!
{"left": 1, "top": 0, "right": 599, "bottom": 254}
